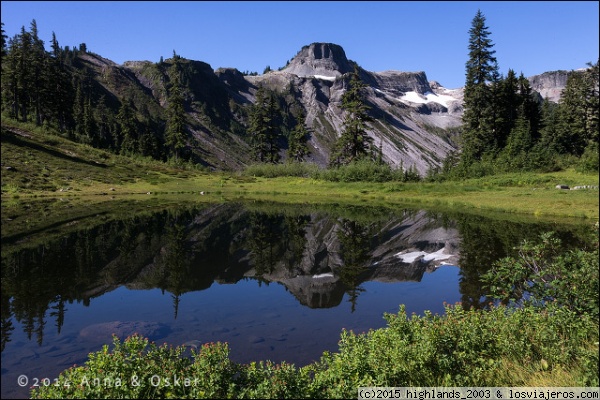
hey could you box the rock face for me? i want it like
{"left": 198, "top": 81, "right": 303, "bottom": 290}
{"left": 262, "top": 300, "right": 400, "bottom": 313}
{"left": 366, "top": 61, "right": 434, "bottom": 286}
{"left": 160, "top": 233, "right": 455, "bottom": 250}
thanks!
{"left": 228, "top": 42, "right": 465, "bottom": 174}
{"left": 528, "top": 70, "right": 572, "bottom": 103}
{"left": 284, "top": 42, "right": 355, "bottom": 78}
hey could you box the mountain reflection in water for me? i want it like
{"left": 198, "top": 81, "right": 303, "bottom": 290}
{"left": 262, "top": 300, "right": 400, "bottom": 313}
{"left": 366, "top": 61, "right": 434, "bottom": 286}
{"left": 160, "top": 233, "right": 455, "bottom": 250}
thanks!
{"left": 0, "top": 201, "right": 588, "bottom": 399}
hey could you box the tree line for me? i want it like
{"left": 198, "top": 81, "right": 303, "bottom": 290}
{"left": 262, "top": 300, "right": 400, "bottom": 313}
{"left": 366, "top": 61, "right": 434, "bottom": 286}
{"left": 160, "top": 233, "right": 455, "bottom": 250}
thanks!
{"left": 450, "top": 10, "right": 599, "bottom": 178}
{"left": 2, "top": 17, "right": 597, "bottom": 176}
{"left": 0, "top": 21, "right": 195, "bottom": 163}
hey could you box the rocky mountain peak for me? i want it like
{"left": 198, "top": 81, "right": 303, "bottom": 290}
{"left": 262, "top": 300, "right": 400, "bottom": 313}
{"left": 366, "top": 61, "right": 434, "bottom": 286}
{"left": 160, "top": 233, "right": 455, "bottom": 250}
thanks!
{"left": 283, "top": 42, "right": 355, "bottom": 78}
{"left": 527, "top": 70, "right": 572, "bottom": 103}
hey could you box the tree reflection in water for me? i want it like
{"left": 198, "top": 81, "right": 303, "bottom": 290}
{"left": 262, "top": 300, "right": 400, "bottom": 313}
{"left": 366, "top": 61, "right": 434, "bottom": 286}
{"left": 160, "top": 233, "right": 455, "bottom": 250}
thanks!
{"left": 1, "top": 201, "right": 589, "bottom": 352}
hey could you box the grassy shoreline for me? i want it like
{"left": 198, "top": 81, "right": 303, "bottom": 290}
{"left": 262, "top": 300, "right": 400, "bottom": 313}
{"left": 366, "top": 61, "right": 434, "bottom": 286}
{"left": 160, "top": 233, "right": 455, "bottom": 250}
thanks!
{"left": 3, "top": 172, "right": 599, "bottom": 219}
{"left": 2, "top": 121, "right": 598, "bottom": 219}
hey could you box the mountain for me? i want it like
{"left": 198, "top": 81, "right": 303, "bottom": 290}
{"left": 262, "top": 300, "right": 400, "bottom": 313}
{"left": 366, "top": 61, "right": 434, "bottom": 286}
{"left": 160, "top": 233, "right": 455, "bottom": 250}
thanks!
{"left": 527, "top": 70, "right": 573, "bottom": 103}
{"left": 59, "top": 43, "right": 574, "bottom": 173}
{"left": 215, "top": 42, "right": 464, "bottom": 173}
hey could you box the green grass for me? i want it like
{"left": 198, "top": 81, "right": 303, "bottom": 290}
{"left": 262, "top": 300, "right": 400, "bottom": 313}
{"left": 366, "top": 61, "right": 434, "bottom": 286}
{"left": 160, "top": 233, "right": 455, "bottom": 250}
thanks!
{"left": 2, "top": 121, "right": 598, "bottom": 219}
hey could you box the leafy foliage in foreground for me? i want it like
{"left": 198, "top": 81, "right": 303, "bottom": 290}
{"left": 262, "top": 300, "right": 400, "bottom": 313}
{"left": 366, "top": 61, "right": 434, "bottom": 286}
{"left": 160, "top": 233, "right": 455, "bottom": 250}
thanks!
{"left": 32, "top": 304, "right": 598, "bottom": 398}
{"left": 482, "top": 223, "right": 599, "bottom": 318}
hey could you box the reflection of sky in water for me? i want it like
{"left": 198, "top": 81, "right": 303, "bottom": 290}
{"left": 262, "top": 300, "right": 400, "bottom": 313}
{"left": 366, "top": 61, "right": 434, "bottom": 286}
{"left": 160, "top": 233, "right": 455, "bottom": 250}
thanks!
{"left": 2, "top": 266, "right": 460, "bottom": 399}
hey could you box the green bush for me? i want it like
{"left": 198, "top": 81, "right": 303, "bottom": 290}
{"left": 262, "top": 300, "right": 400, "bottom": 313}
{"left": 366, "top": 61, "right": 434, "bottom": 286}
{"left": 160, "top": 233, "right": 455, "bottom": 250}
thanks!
{"left": 576, "top": 142, "right": 599, "bottom": 173}
{"left": 32, "top": 304, "right": 598, "bottom": 399}
{"left": 482, "top": 223, "right": 599, "bottom": 318}
{"left": 315, "top": 159, "right": 416, "bottom": 183}
{"left": 242, "top": 162, "right": 320, "bottom": 178}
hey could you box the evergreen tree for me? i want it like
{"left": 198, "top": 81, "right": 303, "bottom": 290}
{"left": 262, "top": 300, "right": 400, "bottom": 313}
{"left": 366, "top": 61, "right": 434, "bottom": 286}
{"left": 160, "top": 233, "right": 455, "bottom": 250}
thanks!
{"left": 517, "top": 73, "right": 541, "bottom": 142}
{"left": 0, "top": 23, "right": 7, "bottom": 112}
{"left": 165, "top": 70, "right": 186, "bottom": 161}
{"left": 556, "top": 71, "right": 589, "bottom": 155}
{"left": 330, "top": 67, "right": 373, "bottom": 166}
{"left": 461, "top": 9, "right": 499, "bottom": 164}
{"left": 82, "top": 96, "right": 97, "bottom": 145}
{"left": 264, "top": 93, "right": 281, "bottom": 163}
{"left": 117, "top": 99, "right": 138, "bottom": 154}
{"left": 504, "top": 115, "right": 532, "bottom": 161}
{"left": 0, "top": 22, "right": 6, "bottom": 61}
{"left": 495, "top": 69, "right": 519, "bottom": 150}
{"left": 72, "top": 77, "right": 85, "bottom": 139}
{"left": 29, "top": 19, "right": 46, "bottom": 126}
{"left": 2, "top": 35, "right": 20, "bottom": 119}
{"left": 583, "top": 60, "right": 599, "bottom": 146}
{"left": 249, "top": 86, "right": 269, "bottom": 162}
{"left": 94, "top": 95, "right": 113, "bottom": 148}
{"left": 537, "top": 98, "right": 563, "bottom": 153}
{"left": 16, "top": 26, "right": 32, "bottom": 122}
{"left": 248, "top": 86, "right": 282, "bottom": 163}
{"left": 287, "top": 109, "right": 310, "bottom": 162}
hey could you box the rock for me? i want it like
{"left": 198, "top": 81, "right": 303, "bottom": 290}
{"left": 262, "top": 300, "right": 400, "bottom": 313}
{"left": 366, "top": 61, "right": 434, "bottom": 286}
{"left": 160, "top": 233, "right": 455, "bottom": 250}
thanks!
{"left": 283, "top": 42, "right": 354, "bottom": 79}
{"left": 571, "top": 185, "right": 598, "bottom": 190}
{"left": 528, "top": 70, "right": 572, "bottom": 103}
{"left": 79, "top": 321, "right": 171, "bottom": 342}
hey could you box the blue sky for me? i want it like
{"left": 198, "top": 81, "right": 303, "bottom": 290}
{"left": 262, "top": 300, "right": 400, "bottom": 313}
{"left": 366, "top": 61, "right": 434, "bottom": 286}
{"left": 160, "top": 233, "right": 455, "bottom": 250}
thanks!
{"left": 2, "top": 1, "right": 598, "bottom": 89}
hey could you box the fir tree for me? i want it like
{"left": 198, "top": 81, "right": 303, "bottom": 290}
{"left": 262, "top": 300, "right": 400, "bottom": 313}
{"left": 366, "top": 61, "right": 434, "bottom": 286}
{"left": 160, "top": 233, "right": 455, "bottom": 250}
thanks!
{"left": 556, "top": 71, "right": 589, "bottom": 155}
{"left": 117, "top": 99, "right": 138, "bottom": 154}
{"left": 249, "top": 86, "right": 269, "bottom": 162}
{"left": 461, "top": 9, "right": 499, "bottom": 164}
{"left": 330, "top": 67, "right": 373, "bottom": 166}
{"left": 165, "top": 69, "right": 186, "bottom": 161}
{"left": 248, "top": 86, "right": 282, "bottom": 163}
{"left": 287, "top": 109, "right": 310, "bottom": 162}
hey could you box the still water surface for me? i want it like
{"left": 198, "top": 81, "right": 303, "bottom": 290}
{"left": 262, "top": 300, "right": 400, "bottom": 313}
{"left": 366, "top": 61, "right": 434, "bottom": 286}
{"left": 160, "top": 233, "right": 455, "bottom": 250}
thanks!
{"left": 0, "top": 201, "right": 587, "bottom": 398}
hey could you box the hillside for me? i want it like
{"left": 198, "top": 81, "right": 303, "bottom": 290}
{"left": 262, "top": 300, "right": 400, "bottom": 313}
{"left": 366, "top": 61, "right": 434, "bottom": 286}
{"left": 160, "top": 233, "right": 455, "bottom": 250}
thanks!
{"left": 3, "top": 18, "right": 589, "bottom": 179}
{"left": 94, "top": 42, "right": 585, "bottom": 174}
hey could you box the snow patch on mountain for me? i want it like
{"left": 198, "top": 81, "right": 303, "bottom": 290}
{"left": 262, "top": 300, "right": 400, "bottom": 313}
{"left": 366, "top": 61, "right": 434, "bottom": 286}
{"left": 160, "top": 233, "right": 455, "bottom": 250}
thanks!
{"left": 398, "top": 90, "right": 459, "bottom": 108}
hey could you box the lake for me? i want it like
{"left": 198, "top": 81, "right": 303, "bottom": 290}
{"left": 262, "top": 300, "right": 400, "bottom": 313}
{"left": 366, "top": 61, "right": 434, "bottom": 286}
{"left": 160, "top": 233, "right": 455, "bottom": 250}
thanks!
{"left": 0, "top": 199, "right": 589, "bottom": 399}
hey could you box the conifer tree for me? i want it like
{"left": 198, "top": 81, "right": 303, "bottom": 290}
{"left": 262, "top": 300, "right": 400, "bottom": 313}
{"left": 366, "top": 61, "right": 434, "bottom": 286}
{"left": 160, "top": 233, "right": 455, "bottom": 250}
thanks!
{"left": 249, "top": 86, "right": 269, "bottom": 162}
{"left": 248, "top": 85, "right": 282, "bottom": 163}
{"left": 117, "top": 99, "right": 138, "bottom": 154}
{"left": 0, "top": 22, "right": 6, "bottom": 61}
{"left": 495, "top": 69, "right": 519, "bottom": 150}
{"left": 29, "top": 19, "right": 46, "bottom": 126}
{"left": 556, "top": 71, "right": 589, "bottom": 155}
{"left": 287, "top": 109, "right": 310, "bottom": 162}
{"left": 330, "top": 67, "right": 373, "bottom": 166}
{"left": 72, "top": 78, "right": 85, "bottom": 139}
{"left": 517, "top": 73, "right": 541, "bottom": 142}
{"left": 165, "top": 70, "right": 186, "bottom": 161}
{"left": 264, "top": 93, "right": 281, "bottom": 163}
{"left": 461, "top": 9, "right": 499, "bottom": 164}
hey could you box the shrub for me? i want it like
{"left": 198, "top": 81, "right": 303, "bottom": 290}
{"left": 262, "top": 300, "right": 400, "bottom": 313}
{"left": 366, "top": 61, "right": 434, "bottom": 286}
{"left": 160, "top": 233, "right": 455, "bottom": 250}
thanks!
{"left": 32, "top": 303, "right": 598, "bottom": 399}
{"left": 576, "top": 142, "right": 599, "bottom": 173}
{"left": 481, "top": 223, "right": 599, "bottom": 318}
{"left": 242, "top": 162, "right": 320, "bottom": 178}
{"left": 315, "top": 160, "right": 405, "bottom": 182}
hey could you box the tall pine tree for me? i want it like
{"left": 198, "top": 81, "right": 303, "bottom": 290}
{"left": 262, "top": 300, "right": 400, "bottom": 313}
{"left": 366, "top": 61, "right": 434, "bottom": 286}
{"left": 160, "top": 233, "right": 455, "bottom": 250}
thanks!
{"left": 287, "top": 109, "right": 310, "bottom": 162}
{"left": 461, "top": 10, "right": 499, "bottom": 165}
{"left": 330, "top": 67, "right": 373, "bottom": 166}
{"left": 249, "top": 85, "right": 281, "bottom": 164}
{"left": 165, "top": 62, "right": 187, "bottom": 161}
